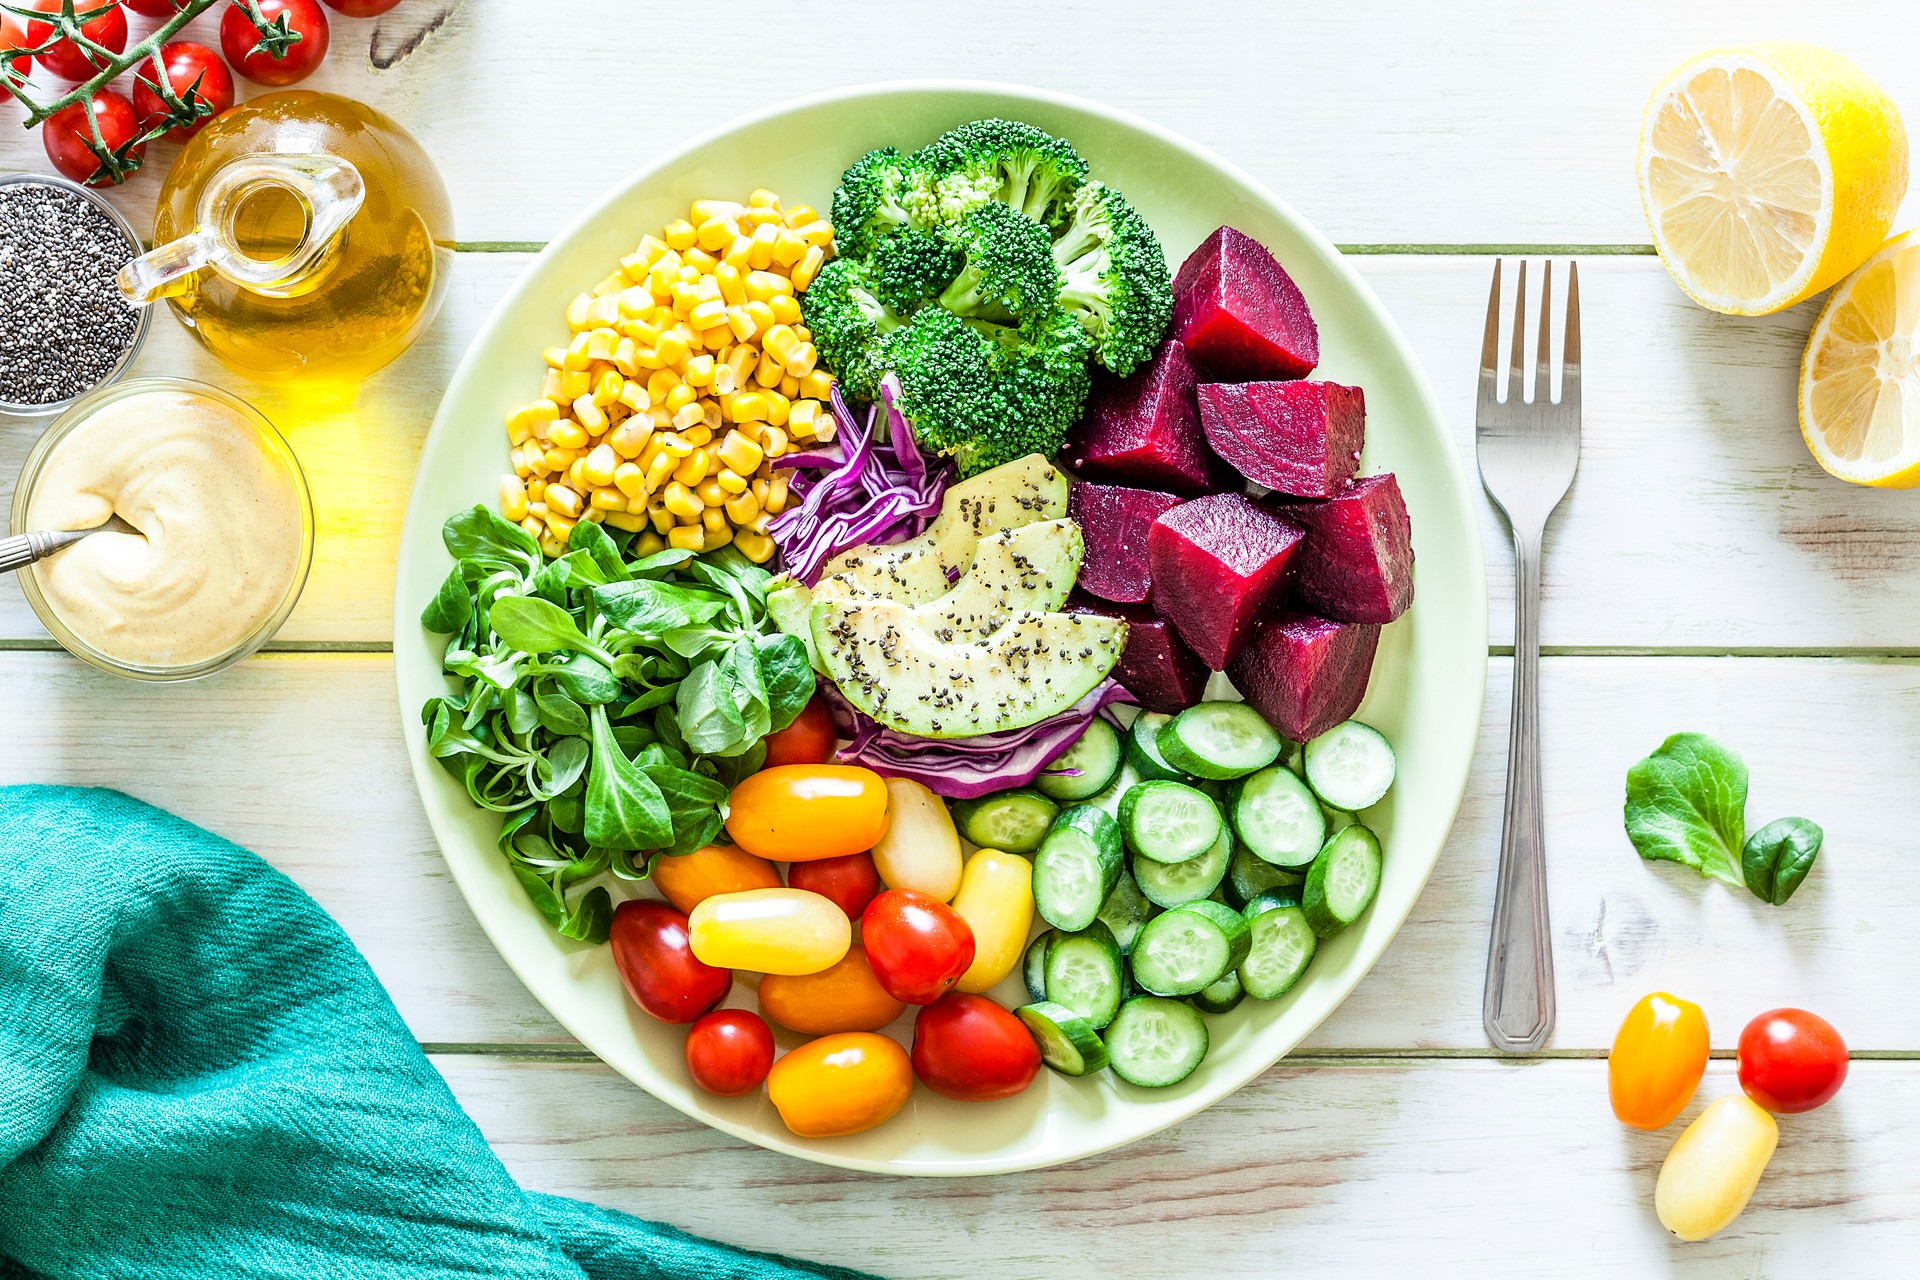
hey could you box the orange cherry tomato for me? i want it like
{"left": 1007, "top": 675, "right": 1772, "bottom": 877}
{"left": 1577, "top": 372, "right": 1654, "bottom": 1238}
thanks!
{"left": 762, "top": 693, "right": 836, "bottom": 768}
{"left": 758, "top": 946, "right": 907, "bottom": 1035}
{"left": 648, "top": 844, "right": 781, "bottom": 914}
{"left": 725, "top": 764, "right": 890, "bottom": 862}
{"left": 1609, "top": 991, "right": 1710, "bottom": 1129}
{"left": 766, "top": 1032, "right": 913, "bottom": 1138}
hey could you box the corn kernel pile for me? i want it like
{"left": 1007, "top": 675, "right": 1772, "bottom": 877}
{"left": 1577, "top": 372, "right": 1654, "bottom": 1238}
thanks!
{"left": 500, "top": 189, "right": 835, "bottom": 562}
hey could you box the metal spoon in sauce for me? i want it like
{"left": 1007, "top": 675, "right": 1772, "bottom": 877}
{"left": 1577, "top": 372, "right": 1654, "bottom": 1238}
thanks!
{"left": 0, "top": 514, "right": 142, "bottom": 575}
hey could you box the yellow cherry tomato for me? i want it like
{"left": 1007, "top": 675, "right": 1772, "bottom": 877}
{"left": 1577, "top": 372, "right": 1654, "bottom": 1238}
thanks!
{"left": 758, "top": 946, "right": 906, "bottom": 1034}
{"left": 949, "top": 848, "right": 1034, "bottom": 994}
{"left": 767, "top": 1032, "right": 914, "bottom": 1138}
{"left": 1655, "top": 1094, "right": 1778, "bottom": 1241}
{"left": 725, "top": 765, "right": 890, "bottom": 862}
{"left": 686, "top": 887, "right": 850, "bottom": 976}
{"left": 1609, "top": 992, "right": 1710, "bottom": 1130}
{"left": 869, "top": 776, "right": 964, "bottom": 901}
{"left": 648, "top": 844, "right": 781, "bottom": 914}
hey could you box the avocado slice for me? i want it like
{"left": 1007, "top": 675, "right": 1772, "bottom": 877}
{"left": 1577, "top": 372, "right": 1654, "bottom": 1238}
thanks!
{"left": 913, "top": 518, "right": 1082, "bottom": 642}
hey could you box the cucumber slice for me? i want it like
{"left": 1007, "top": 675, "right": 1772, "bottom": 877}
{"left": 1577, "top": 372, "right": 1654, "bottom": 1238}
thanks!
{"left": 1243, "top": 889, "right": 1302, "bottom": 916}
{"left": 1190, "top": 968, "right": 1245, "bottom": 1015}
{"left": 1229, "top": 766, "right": 1326, "bottom": 867}
{"left": 1156, "top": 702, "right": 1283, "bottom": 780}
{"left": 1224, "top": 841, "right": 1306, "bottom": 908}
{"left": 1095, "top": 868, "right": 1157, "bottom": 953}
{"left": 1119, "top": 780, "right": 1222, "bottom": 865}
{"left": 1238, "top": 902, "right": 1318, "bottom": 999}
{"left": 1131, "top": 826, "right": 1231, "bottom": 909}
{"left": 1302, "top": 720, "right": 1397, "bottom": 811}
{"left": 1017, "top": 1001, "right": 1111, "bottom": 1076}
{"left": 1302, "top": 824, "right": 1384, "bottom": 937}
{"left": 1126, "top": 712, "right": 1186, "bottom": 782}
{"left": 1129, "top": 899, "right": 1252, "bottom": 996}
{"left": 1086, "top": 761, "right": 1142, "bottom": 821}
{"left": 1023, "top": 928, "right": 1056, "bottom": 1003}
{"left": 1035, "top": 718, "right": 1123, "bottom": 802}
{"left": 1042, "top": 920, "right": 1126, "bottom": 1029}
{"left": 950, "top": 787, "right": 1060, "bottom": 854}
{"left": 1105, "top": 996, "right": 1209, "bottom": 1088}
{"left": 1032, "top": 805, "right": 1124, "bottom": 931}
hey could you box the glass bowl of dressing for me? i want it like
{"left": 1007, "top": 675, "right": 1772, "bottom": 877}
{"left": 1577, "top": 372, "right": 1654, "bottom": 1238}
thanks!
{"left": 9, "top": 378, "right": 314, "bottom": 680}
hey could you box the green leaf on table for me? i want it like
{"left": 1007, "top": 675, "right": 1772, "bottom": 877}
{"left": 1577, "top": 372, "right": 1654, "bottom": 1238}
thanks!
{"left": 421, "top": 565, "right": 474, "bottom": 633}
{"left": 1742, "top": 817, "right": 1824, "bottom": 906}
{"left": 756, "top": 632, "right": 816, "bottom": 732}
{"left": 1624, "top": 732, "right": 1748, "bottom": 886}
{"left": 585, "top": 705, "right": 673, "bottom": 851}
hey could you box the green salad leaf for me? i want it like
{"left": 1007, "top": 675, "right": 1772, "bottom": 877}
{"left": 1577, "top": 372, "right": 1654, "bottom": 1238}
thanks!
{"left": 1742, "top": 817, "right": 1824, "bottom": 905}
{"left": 1623, "top": 732, "right": 1748, "bottom": 886}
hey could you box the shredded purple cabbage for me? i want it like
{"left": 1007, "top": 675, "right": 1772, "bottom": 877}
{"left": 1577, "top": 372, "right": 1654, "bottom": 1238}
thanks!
{"left": 768, "top": 375, "right": 954, "bottom": 584}
{"left": 819, "top": 680, "right": 1136, "bottom": 799}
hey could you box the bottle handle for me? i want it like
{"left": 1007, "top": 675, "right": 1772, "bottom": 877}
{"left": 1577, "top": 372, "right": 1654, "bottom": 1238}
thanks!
{"left": 119, "top": 153, "right": 366, "bottom": 304}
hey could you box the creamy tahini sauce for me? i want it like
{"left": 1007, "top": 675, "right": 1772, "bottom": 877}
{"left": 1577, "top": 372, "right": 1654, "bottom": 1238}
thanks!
{"left": 25, "top": 389, "right": 304, "bottom": 668}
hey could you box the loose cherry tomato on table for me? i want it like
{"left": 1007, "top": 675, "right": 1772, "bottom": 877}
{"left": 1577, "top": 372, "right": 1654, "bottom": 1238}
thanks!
{"left": 911, "top": 993, "right": 1042, "bottom": 1101}
{"left": 647, "top": 844, "right": 781, "bottom": 915}
{"left": 861, "top": 889, "right": 975, "bottom": 1005}
{"left": 41, "top": 91, "right": 144, "bottom": 186}
{"left": 1655, "top": 1094, "right": 1778, "bottom": 1242}
{"left": 725, "top": 764, "right": 890, "bottom": 862}
{"left": 686, "top": 887, "right": 850, "bottom": 976}
{"left": 23, "top": 0, "right": 126, "bottom": 81}
{"left": 1608, "top": 991, "right": 1709, "bottom": 1130}
{"left": 760, "top": 692, "right": 836, "bottom": 768}
{"left": 683, "top": 1009, "right": 775, "bottom": 1097}
{"left": 758, "top": 946, "right": 905, "bottom": 1035}
{"left": 221, "top": 0, "right": 330, "bottom": 87}
{"left": 787, "top": 851, "right": 882, "bottom": 920}
{"left": 132, "top": 42, "right": 235, "bottom": 144}
{"left": 766, "top": 1032, "right": 913, "bottom": 1138}
{"left": 1738, "top": 1008, "right": 1848, "bottom": 1114}
{"left": 608, "top": 899, "right": 731, "bottom": 1024}
{"left": 321, "top": 0, "right": 402, "bottom": 14}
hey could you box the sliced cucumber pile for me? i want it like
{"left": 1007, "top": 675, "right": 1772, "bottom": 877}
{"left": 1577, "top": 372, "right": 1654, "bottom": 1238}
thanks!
{"left": 1032, "top": 805, "right": 1124, "bottom": 931}
{"left": 1125, "top": 712, "right": 1186, "bottom": 782}
{"left": 1035, "top": 718, "right": 1124, "bottom": 802}
{"left": 1119, "top": 780, "right": 1223, "bottom": 865}
{"left": 1303, "top": 720, "right": 1396, "bottom": 811}
{"left": 1156, "top": 701, "right": 1282, "bottom": 780}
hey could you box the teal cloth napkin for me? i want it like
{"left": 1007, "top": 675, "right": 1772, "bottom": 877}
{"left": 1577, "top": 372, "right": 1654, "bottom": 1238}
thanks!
{"left": 0, "top": 785, "right": 870, "bottom": 1280}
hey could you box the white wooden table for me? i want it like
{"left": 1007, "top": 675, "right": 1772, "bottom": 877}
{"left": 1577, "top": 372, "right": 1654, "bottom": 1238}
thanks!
{"left": 6, "top": 2, "right": 1919, "bottom": 1273}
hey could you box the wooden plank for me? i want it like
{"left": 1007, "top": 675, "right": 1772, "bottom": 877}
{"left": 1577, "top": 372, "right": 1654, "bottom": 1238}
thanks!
{"left": 5, "top": 649, "right": 1914, "bottom": 1052}
{"left": 439, "top": 1052, "right": 1918, "bottom": 1276}
{"left": 1, "top": 1, "right": 1912, "bottom": 244}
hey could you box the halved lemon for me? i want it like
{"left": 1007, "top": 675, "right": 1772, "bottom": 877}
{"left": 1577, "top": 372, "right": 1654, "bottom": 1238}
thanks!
{"left": 1638, "top": 43, "right": 1907, "bottom": 316}
{"left": 1800, "top": 230, "right": 1920, "bottom": 487}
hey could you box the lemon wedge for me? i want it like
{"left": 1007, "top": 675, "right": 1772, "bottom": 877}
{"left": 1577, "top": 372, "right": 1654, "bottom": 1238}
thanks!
{"left": 1638, "top": 43, "right": 1907, "bottom": 316}
{"left": 1800, "top": 230, "right": 1920, "bottom": 486}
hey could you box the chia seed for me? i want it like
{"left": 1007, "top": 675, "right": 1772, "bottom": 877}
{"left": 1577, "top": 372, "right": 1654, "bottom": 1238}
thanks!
{"left": 0, "top": 180, "right": 143, "bottom": 410}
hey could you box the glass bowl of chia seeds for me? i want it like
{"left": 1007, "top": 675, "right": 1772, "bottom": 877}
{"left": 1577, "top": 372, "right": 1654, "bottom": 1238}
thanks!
{"left": 0, "top": 172, "right": 152, "bottom": 417}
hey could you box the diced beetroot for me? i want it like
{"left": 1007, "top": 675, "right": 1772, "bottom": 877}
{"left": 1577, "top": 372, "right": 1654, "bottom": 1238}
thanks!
{"left": 1067, "top": 593, "right": 1210, "bottom": 713}
{"left": 1069, "top": 482, "right": 1183, "bottom": 604}
{"left": 1171, "top": 226, "right": 1319, "bottom": 381}
{"left": 1063, "top": 339, "right": 1233, "bottom": 494}
{"left": 1272, "top": 474, "right": 1415, "bottom": 623}
{"left": 1196, "top": 380, "right": 1365, "bottom": 498}
{"left": 1228, "top": 612, "right": 1381, "bottom": 742}
{"left": 1147, "top": 493, "right": 1306, "bottom": 670}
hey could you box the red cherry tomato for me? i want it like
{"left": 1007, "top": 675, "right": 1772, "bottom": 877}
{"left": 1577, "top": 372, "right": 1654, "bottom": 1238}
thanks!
{"left": 320, "top": 0, "right": 401, "bottom": 13}
{"left": 23, "top": 0, "right": 126, "bottom": 82}
{"left": 1, "top": 15, "right": 30, "bottom": 84}
{"left": 121, "top": 0, "right": 188, "bottom": 15}
{"left": 1738, "top": 1008, "right": 1848, "bottom": 1114}
{"left": 132, "top": 42, "right": 235, "bottom": 144}
{"left": 221, "top": 0, "right": 329, "bottom": 86}
{"left": 788, "top": 851, "right": 882, "bottom": 920}
{"left": 761, "top": 693, "right": 836, "bottom": 768}
{"left": 911, "top": 993, "right": 1042, "bottom": 1101}
{"left": 609, "top": 899, "right": 731, "bottom": 1024}
{"left": 861, "top": 889, "right": 975, "bottom": 1005}
{"left": 41, "top": 90, "right": 144, "bottom": 186}
{"left": 683, "top": 1009, "right": 775, "bottom": 1097}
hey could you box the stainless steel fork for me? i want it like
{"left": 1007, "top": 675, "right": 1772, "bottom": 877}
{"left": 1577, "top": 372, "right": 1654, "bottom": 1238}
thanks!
{"left": 1477, "top": 260, "right": 1580, "bottom": 1054}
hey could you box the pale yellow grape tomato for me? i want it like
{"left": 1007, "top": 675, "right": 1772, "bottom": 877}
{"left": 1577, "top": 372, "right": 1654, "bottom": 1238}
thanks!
{"left": 686, "top": 887, "right": 851, "bottom": 976}
{"left": 950, "top": 849, "right": 1034, "bottom": 993}
{"left": 1655, "top": 1094, "right": 1778, "bottom": 1241}
{"left": 869, "top": 776, "right": 964, "bottom": 901}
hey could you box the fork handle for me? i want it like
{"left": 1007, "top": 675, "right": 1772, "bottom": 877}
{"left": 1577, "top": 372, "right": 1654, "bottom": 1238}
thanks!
{"left": 1483, "top": 528, "right": 1556, "bottom": 1053}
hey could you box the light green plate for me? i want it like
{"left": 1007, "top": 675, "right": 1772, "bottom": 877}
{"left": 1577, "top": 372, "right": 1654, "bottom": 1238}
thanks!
{"left": 395, "top": 82, "right": 1487, "bottom": 1176}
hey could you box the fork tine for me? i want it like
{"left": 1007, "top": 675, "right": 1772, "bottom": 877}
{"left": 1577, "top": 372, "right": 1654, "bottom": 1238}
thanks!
{"left": 1478, "top": 260, "right": 1502, "bottom": 408}
{"left": 1508, "top": 260, "right": 1527, "bottom": 404}
{"left": 1561, "top": 261, "right": 1581, "bottom": 409}
{"left": 1535, "top": 260, "right": 1554, "bottom": 405}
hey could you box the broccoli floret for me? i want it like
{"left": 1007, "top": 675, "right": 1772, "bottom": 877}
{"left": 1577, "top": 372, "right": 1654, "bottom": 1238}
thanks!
{"left": 868, "top": 225, "right": 961, "bottom": 310}
{"left": 830, "top": 147, "right": 932, "bottom": 259}
{"left": 800, "top": 257, "right": 909, "bottom": 403}
{"left": 915, "top": 118, "right": 1089, "bottom": 230}
{"left": 936, "top": 202, "right": 1061, "bottom": 323}
{"left": 1049, "top": 181, "right": 1174, "bottom": 376}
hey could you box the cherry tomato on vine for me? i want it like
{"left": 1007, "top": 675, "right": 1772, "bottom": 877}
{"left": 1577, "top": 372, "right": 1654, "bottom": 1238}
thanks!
{"left": 760, "top": 693, "right": 835, "bottom": 768}
{"left": 911, "top": 993, "right": 1042, "bottom": 1101}
{"left": 787, "top": 851, "right": 882, "bottom": 920}
{"left": 41, "top": 90, "right": 144, "bottom": 186}
{"left": 0, "top": 16, "right": 29, "bottom": 85}
{"left": 861, "top": 889, "right": 975, "bottom": 1005}
{"left": 132, "top": 42, "right": 235, "bottom": 143}
{"left": 121, "top": 0, "right": 189, "bottom": 16}
{"left": 725, "top": 764, "right": 889, "bottom": 862}
{"left": 608, "top": 899, "right": 731, "bottom": 1025}
{"left": 1737, "top": 1008, "right": 1848, "bottom": 1114}
{"left": 221, "top": 0, "right": 330, "bottom": 87}
{"left": 1608, "top": 991, "right": 1709, "bottom": 1130}
{"left": 320, "top": 0, "right": 402, "bottom": 14}
{"left": 683, "top": 1009, "right": 775, "bottom": 1097}
{"left": 23, "top": 0, "right": 126, "bottom": 82}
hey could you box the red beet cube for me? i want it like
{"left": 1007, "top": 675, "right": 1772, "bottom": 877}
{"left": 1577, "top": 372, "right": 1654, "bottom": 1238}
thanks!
{"left": 1196, "top": 380, "right": 1365, "bottom": 499}
{"left": 1147, "top": 492, "right": 1306, "bottom": 670}
{"left": 1069, "top": 482, "right": 1184, "bottom": 604}
{"left": 1171, "top": 226, "right": 1319, "bottom": 381}
{"left": 1063, "top": 339, "right": 1232, "bottom": 495}
{"left": 1273, "top": 473, "right": 1414, "bottom": 623}
{"left": 1067, "top": 594, "right": 1210, "bottom": 714}
{"left": 1228, "top": 612, "right": 1381, "bottom": 742}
